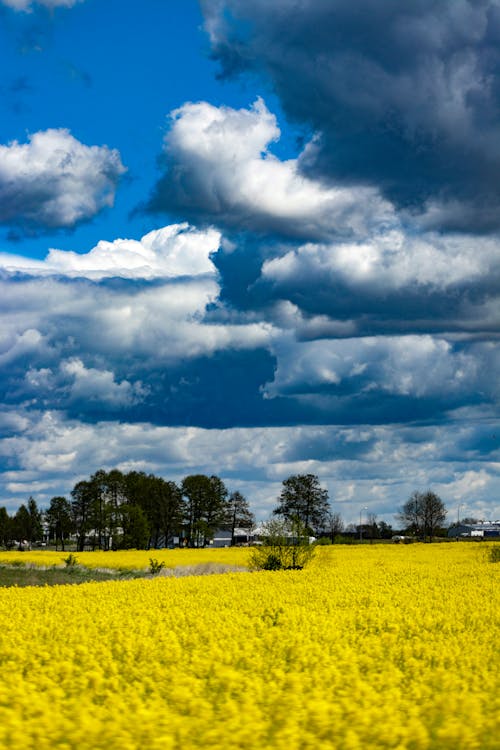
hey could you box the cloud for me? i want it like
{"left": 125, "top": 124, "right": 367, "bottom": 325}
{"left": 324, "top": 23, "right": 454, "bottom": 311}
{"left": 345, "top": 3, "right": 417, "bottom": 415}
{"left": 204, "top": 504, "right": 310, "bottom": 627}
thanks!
{"left": 257, "top": 229, "right": 500, "bottom": 334}
{"left": 147, "top": 98, "right": 394, "bottom": 240}
{"left": 0, "top": 223, "right": 277, "bottom": 424}
{"left": 0, "top": 128, "right": 125, "bottom": 230}
{"left": 144, "top": 96, "right": 500, "bottom": 347}
{"left": 1, "top": 0, "right": 82, "bottom": 10}
{"left": 263, "top": 334, "right": 497, "bottom": 406}
{"left": 201, "top": 0, "right": 500, "bottom": 231}
{"left": 59, "top": 358, "right": 148, "bottom": 407}
{"left": 0, "top": 271, "right": 271, "bottom": 366}
{"left": 262, "top": 230, "right": 500, "bottom": 292}
{"left": 0, "top": 408, "right": 498, "bottom": 523}
{"left": 1, "top": 210, "right": 496, "bottom": 429}
{"left": 0, "top": 223, "right": 221, "bottom": 279}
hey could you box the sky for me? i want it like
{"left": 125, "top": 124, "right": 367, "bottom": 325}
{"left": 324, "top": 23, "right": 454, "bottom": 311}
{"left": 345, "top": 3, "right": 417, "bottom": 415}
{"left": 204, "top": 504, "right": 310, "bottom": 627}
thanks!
{"left": 0, "top": 0, "right": 499, "bottom": 524}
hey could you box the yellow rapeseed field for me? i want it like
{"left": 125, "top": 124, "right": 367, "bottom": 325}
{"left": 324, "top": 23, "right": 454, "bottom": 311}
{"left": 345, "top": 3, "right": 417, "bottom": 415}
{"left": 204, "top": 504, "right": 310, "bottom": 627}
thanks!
{"left": 0, "top": 547, "right": 251, "bottom": 571}
{"left": 0, "top": 543, "right": 498, "bottom": 749}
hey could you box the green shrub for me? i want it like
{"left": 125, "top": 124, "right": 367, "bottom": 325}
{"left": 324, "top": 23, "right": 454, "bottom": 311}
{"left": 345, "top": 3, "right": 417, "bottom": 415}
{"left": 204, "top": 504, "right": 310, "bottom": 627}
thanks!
{"left": 489, "top": 545, "right": 500, "bottom": 563}
{"left": 261, "top": 554, "right": 282, "bottom": 570}
{"left": 249, "top": 518, "right": 315, "bottom": 571}
{"left": 149, "top": 558, "right": 165, "bottom": 575}
{"left": 315, "top": 536, "right": 332, "bottom": 546}
{"left": 63, "top": 553, "right": 78, "bottom": 567}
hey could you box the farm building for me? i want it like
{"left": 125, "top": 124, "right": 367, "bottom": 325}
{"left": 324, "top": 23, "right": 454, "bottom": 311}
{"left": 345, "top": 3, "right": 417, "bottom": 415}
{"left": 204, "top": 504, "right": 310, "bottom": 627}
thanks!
{"left": 211, "top": 528, "right": 254, "bottom": 547}
{"left": 448, "top": 521, "right": 500, "bottom": 539}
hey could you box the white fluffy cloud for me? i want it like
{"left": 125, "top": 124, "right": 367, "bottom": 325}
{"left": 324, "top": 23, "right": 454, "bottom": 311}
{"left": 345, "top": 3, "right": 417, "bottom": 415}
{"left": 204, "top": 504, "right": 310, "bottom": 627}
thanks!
{"left": 59, "top": 358, "right": 148, "bottom": 407}
{"left": 262, "top": 229, "right": 500, "bottom": 291}
{"left": 153, "top": 98, "right": 394, "bottom": 239}
{"left": 0, "top": 129, "right": 125, "bottom": 229}
{"left": 0, "top": 223, "right": 220, "bottom": 280}
{"left": 0, "top": 408, "right": 498, "bottom": 522}
{"left": 263, "top": 334, "right": 497, "bottom": 402}
{"left": 0, "top": 220, "right": 496, "bottom": 427}
{"left": 0, "top": 275, "right": 272, "bottom": 369}
{"left": 0, "top": 223, "right": 275, "bottom": 413}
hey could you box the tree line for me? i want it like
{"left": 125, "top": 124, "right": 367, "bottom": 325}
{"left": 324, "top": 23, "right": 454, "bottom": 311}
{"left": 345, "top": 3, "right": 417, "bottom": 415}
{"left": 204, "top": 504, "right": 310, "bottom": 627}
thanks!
{"left": 0, "top": 470, "right": 448, "bottom": 550}
{"left": 0, "top": 470, "right": 254, "bottom": 551}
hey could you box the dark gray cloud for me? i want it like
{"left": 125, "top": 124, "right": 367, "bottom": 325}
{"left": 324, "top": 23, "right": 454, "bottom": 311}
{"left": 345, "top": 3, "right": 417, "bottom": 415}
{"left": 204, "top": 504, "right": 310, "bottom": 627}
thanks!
{"left": 201, "top": 0, "right": 500, "bottom": 231}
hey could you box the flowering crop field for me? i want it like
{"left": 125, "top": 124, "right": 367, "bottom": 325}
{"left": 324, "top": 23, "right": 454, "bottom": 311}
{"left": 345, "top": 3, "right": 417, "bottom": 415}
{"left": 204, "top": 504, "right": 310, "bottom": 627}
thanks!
{"left": 0, "top": 544, "right": 498, "bottom": 749}
{"left": 0, "top": 547, "right": 250, "bottom": 571}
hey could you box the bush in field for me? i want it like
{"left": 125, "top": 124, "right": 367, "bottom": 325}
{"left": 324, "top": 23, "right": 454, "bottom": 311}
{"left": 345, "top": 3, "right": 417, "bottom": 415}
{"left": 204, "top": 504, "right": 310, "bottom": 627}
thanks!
{"left": 315, "top": 536, "right": 332, "bottom": 546}
{"left": 249, "top": 518, "right": 315, "bottom": 571}
{"left": 489, "top": 545, "right": 500, "bottom": 563}
{"left": 149, "top": 558, "right": 165, "bottom": 575}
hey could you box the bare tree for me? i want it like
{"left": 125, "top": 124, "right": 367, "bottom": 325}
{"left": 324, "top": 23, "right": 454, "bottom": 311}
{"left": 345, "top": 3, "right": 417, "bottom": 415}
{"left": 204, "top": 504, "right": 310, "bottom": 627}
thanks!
{"left": 325, "top": 511, "right": 344, "bottom": 542}
{"left": 397, "top": 490, "right": 447, "bottom": 542}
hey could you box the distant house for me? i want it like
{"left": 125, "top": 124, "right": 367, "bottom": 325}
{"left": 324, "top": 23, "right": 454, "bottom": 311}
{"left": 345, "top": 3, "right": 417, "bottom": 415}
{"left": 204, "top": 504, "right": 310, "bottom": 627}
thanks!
{"left": 448, "top": 521, "right": 500, "bottom": 539}
{"left": 211, "top": 530, "right": 232, "bottom": 548}
{"left": 211, "top": 528, "right": 254, "bottom": 547}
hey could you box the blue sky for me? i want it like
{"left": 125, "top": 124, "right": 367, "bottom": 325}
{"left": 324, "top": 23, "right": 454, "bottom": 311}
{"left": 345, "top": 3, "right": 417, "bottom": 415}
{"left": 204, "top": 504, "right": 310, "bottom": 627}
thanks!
{"left": 0, "top": 0, "right": 499, "bottom": 524}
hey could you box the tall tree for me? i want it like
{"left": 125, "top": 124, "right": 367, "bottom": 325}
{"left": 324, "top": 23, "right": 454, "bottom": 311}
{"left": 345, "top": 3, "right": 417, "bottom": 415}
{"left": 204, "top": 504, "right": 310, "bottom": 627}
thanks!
{"left": 13, "top": 497, "right": 42, "bottom": 546}
{"left": 149, "top": 477, "right": 183, "bottom": 547}
{"left": 73, "top": 469, "right": 125, "bottom": 550}
{"left": 88, "top": 470, "right": 115, "bottom": 550}
{"left": 102, "top": 469, "right": 127, "bottom": 544}
{"left": 181, "top": 474, "right": 229, "bottom": 546}
{"left": 205, "top": 475, "right": 229, "bottom": 538}
{"left": 71, "top": 480, "right": 95, "bottom": 552}
{"left": 119, "top": 504, "right": 150, "bottom": 549}
{"left": 45, "top": 496, "right": 73, "bottom": 551}
{"left": 397, "top": 490, "right": 447, "bottom": 542}
{"left": 0, "top": 507, "right": 12, "bottom": 547}
{"left": 378, "top": 521, "right": 394, "bottom": 539}
{"left": 181, "top": 474, "right": 208, "bottom": 545}
{"left": 226, "top": 491, "right": 255, "bottom": 544}
{"left": 273, "top": 474, "right": 330, "bottom": 533}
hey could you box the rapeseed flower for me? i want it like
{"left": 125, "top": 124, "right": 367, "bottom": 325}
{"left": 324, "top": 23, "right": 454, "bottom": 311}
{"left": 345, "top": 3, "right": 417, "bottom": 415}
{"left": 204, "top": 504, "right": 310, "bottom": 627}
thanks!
{"left": 0, "top": 544, "right": 497, "bottom": 748}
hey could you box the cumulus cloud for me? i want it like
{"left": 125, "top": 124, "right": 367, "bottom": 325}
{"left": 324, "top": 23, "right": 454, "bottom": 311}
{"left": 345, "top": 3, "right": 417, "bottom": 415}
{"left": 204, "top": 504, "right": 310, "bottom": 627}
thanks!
{"left": 0, "top": 222, "right": 277, "bottom": 425}
{"left": 147, "top": 98, "right": 394, "bottom": 240}
{"left": 263, "top": 335, "right": 498, "bottom": 407}
{"left": 253, "top": 223, "right": 500, "bottom": 342}
{"left": 201, "top": 0, "right": 500, "bottom": 231}
{"left": 59, "top": 358, "right": 148, "bottom": 407}
{"left": 0, "top": 223, "right": 220, "bottom": 279}
{"left": 25, "top": 360, "right": 147, "bottom": 409}
{"left": 0, "top": 327, "right": 46, "bottom": 366}
{"left": 0, "top": 408, "right": 498, "bottom": 523}
{"left": 262, "top": 230, "right": 500, "bottom": 292}
{"left": 0, "top": 275, "right": 272, "bottom": 370}
{"left": 1, "top": 214, "right": 497, "bottom": 429}
{"left": 0, "top": 129, "right": 125, "bottom": 230}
